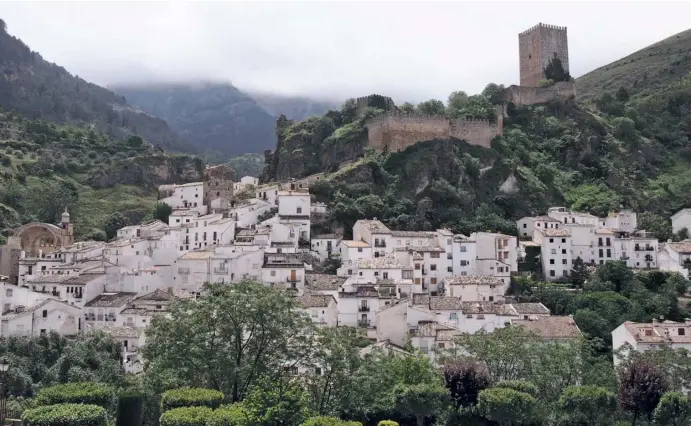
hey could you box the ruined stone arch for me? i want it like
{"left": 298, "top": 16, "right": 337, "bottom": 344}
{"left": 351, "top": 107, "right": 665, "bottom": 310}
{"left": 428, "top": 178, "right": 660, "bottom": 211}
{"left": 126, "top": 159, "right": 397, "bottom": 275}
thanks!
{"left": 13, "top": 223, "right": 64, "bottom": 257}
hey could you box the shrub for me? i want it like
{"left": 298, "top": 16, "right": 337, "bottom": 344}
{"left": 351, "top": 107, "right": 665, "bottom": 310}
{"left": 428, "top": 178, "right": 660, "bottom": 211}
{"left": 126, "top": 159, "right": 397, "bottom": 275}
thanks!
{"left": 161, "top": 388, "right": 224, "bottom": 412}
{"left": 377, "top": 421, "right": 399, "bottom": 426}
{"left": 538, "top": 79, "right": 555, "bottom": 88}
{"left": 116, "top": 389, "right": 143, "bottom": 426}
{"left": 23, "top": 403, "right": 107, "bottom": 426}
{"left": 495, "top": 380, "right": 538, "bottom": 397}
{"left": 301, "top": 417, "right": 363, "bottom": 426}
{"left": 207, "top": 404, "right": 251, "bottom": 426}
{"left": 159, "top": 406, "right": 213, "bottom": 426}
{"left": 34, "top": 382, "right": 114, "bottom": 408}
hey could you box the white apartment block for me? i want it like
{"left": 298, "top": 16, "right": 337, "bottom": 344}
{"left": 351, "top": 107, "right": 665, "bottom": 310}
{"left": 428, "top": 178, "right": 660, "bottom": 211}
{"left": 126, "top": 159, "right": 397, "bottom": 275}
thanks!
{"left": 672, "top": 209, "right": 691, "bottom": 234}
{"left": 441, "top": 275, "right": 508, "bottom": 302}
{"left": 297, "top": 294, "right": 338, "bottom": 327}
{"left": 533, "top": 227, "right": 573, "bottom": 281}
{"left": 612, "top": 320, "right": 691, "bottom": 366}
{"left": 659, "top": 241, "right": 691, "bottom": 279}
{"left": 311, "top": 234, "right": 342, "bottom": 261}
{"left": 158, "top": 182, "right": 207, "bottom": 214}
{"left": 261, "top": 252, "right": 306, "bottom": 295}
{"left": 338, "top": 240, "right": 372, "bottom": 264}
{"left": 353, "top": 219, "right": 393, "bottom": 258}
{"left": 176, "top": 246, "right": 264, "bottom": 291}
{"left": 1, "top": 298, "right": 81, "bottom": 337}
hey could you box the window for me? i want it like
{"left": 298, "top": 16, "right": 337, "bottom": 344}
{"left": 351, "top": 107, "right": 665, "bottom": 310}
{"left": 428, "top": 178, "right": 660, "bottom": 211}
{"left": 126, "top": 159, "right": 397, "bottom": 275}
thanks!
{"left": 549, "top": 238, "right": 554, "bottom": 243}
{"left": 414, "top": 278, "right": 421, "bottom": 284}
{"left": 551, "top": 249, "right": 556, "bottom": 254}
{"left": 447, "top": 238, "right": 451, "bottom": 245}
{"left": 488, "top": 296, "right": 494, "bottom": 302}
{"left": 460, "top": 271, "right": 467, "bottom": 276}
{"left": 415, "top": 263, "right": 420, "bottom": 270}
{"left": 562, "top": 238, "right": 566, "bottom": 243}
{"left": 460, "top": 260, "right": 469, "bottom": 266}
{"left": 270, "top": 271, "right": 276, "bottom": 277}
{"left": 606, "top": 249, "right": 611, "bottom": 258}
{"left": 431, "top": 277, "right": 437, "bottom": 285}
{"left": 359, "top": 272, "right": 363, "bottom": 276}
{"left": 523, "top": 223, "right": 527, "bottom": 228}
{"left": 430, "top": 252, "right": 440, "bottom": 259}
{"left": 438, "top": 342, "right": 446, "bottom": 349}
{"left": 550, "top": 270, "right": 555, "bottom": 277}
{"left": 315, "top": 367, "right": 322, "bottom": 375}
{"left": 42, "top": 309, "right": 48, "bottom": 318}
{"left": 562, "top": 249, "right": 566, "bottom": 254}
{"left": 5, "top": 289, "right": 12, "bottom": 297}
{"left": 460, "top": 246, "right": 467, "bottom": 252}
{"left": 562, "top": 259, "right": 567, "bottom": 264}
{"left": 358, "top": 248, "right": 363, "bottom": 253}
{"left": 347, "top": 269, "right": 352, "bottom": 275}
{"left": 447, "top": 253, "right": 452, "bottom": 260}
{"left": 599, "top": 249, "right": 604, "bottom": 257}
{"left": 679, "top": 328, "right": 686, "bottom": 336}
{"left": 563, "top": 270, "right": 568, "bottom": 277}
{"left": 450, "top": 313, "right": 458, "bottom": 321}
{"left": 383, "top": 272, "right": 389, "bottom": 279}
{"left": 550, "top": 259, "right": 555, "bottom": 265}
{"left": 447, "top": 267, "right": 453, "bottom": 272}
{"left": 297, "top": 207, "right": 302, "bottom": 214}
{"left": 430, "top": 264, "right": 437, "bottom": 271}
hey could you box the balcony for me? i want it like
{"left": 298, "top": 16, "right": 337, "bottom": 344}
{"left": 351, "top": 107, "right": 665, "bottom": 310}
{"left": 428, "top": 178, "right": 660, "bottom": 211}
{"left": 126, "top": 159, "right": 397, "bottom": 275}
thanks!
{"left": 357, "top": 319, "right": 371, "bottom": 327}
{"left": 374, "top": 242, "right": 386, "bottom": 248}
{"left": 286, "top": 277, "right": 301, "bottom": 283}
{"left": 214, "top": 268, "right": 229, "bottom": 275}
{"left": 358, "top": 306, "right": 370, "bottom": 312}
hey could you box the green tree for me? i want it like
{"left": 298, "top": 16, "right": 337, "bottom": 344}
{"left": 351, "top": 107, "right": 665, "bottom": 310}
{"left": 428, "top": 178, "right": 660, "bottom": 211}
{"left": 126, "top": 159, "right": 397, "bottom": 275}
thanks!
{"left": 571, "top": 256, "right": 590, "bottom": 287}
{"left": 127, "top": 135, "right": 145, "bottom": 148}
{"left": 143, "top": 281, "right": 312, "bottom": 402}
{"left": 544, "top": 57, "right": 571, "bottom": 82}
{"left": 116, "top": 390, "right": 143, "bottom": 426}
{"left": 638, "top": 213, "right": 673, "bottom": 242}
{"left": 618, "top": 359, "right": 669, "bottom": 425}
{"left": 481, "top": 83, "right": 506, "bottom": 104}
{"left": 616, "top": 87, "right": 631, "bottom": 103}
{"left": 394, "top": 383, "right": 449, "bottom": 426}
{"left": 399, "top": 103, "right": 416, "bottom": 114}
{"left": 416, "top": 99, "right": 446, "bottom": 116}
{"left": 558, "top": 385, "right": 617, "bottom": 426}
{"left": 353, "top": 195, "right": 385, "bottom": 219}
{"left": 613, "top": 117, "right": 638, "bottom": 142}
{"left": 653, "top": 392, "right": 691, "bottom": 426}
{"left": 104, "top": 212, "right": 129, "bottom": 240}
{"left": 476, "top": 387, "right": 536, "bottom": 426}
{"left": 241, "top": 376, "right": 309, "bottom": 426}
{"left": 152, "top": 202, "right": 173, "bottom": 224}
{"left": 442, "top": 360, "right": 491, "bottom": 409}
{"left": 447, "top": 91, "right": 469, "bottom": 111}
{"left": 306, "top": 327, "right": 369, "bottom": 416}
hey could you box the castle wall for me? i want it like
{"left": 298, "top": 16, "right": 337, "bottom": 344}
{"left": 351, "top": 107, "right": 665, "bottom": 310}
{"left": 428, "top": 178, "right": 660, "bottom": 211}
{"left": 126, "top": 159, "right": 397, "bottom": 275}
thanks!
{"left": 367, "top": 106, "right": 503, "bottom": 152}
{"left": 504, "top": 81, "right": 575, "bottom": 106}
{"left": 519, "top": 23, "right": 569, "bottom": 87}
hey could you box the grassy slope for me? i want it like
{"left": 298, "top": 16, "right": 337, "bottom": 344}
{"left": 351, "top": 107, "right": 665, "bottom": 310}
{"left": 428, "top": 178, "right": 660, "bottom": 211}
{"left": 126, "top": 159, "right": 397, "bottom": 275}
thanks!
{"left": 576, "top": 29, "right": 691, "bottom": 102}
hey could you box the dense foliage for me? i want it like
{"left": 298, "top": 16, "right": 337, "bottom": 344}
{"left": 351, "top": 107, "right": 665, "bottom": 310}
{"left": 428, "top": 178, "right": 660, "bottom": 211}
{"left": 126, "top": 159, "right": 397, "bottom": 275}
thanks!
{"left": 22, "top": 404, "right": 107, "bottom": 426}
{"left": 159, "top": 406, "right": 214, "bottom": 426}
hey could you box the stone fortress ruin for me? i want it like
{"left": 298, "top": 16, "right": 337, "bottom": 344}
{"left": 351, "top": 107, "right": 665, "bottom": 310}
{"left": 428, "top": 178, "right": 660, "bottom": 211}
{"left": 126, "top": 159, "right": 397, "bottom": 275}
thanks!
{"left": 364, "top": 23, "right": 575, "bottom": 154}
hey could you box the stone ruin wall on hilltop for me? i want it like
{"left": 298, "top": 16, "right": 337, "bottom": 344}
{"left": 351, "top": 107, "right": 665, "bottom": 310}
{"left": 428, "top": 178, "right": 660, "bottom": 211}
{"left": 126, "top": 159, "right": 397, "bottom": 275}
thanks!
{"left": 366, "top": 106, "right": 503, "bottom": 153}
{"left": 504, "top": 81, "right": 575, "bottom": 106}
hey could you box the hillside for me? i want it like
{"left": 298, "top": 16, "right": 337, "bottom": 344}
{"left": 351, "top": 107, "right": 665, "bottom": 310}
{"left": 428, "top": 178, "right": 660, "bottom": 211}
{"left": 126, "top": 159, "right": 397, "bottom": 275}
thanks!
{"left": 0, "top": 20, "right": 186, "bottom": 152}
{"left": 248, "top": 92, "right": 339, "bottom": 121}
{"left": 576, "top": 28, "right": 691, "bottom": 102}
{"left": 267, "top": 58, "right": 691, "bottom": 240}
{"left": 0, "top": 109, "right": 202, "bottom": 243}
{"left": 113, "top": 82, "right": 277, "bottom": 160}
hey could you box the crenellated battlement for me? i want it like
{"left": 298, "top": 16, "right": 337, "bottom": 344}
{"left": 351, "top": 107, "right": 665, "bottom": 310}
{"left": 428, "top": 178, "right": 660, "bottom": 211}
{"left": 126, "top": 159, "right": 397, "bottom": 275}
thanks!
{"left": 519, "top": 22, "right": 567, "bottom": 37}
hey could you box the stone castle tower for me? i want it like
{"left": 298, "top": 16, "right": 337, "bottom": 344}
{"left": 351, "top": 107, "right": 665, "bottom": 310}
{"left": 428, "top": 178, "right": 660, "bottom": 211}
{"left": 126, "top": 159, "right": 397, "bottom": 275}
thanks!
{"left": 519, "top": 23, "right": 569, "bottom": 87}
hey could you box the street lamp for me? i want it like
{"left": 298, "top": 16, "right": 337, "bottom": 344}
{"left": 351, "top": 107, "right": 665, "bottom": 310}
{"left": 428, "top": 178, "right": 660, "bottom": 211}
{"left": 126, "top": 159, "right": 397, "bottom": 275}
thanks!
{"left": 0, "top": 358, "right": 8, "bottom": 426}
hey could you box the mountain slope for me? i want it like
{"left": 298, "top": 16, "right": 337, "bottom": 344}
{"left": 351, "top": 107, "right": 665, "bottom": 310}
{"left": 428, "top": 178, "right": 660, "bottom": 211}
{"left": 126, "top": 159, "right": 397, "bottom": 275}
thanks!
{"left": 113, "top": 83, "right": 277, "bottom": 159}
{"left": 248, "top": 92, "right": 339, "bottom": 121}
{"left": 576, "top": 28, "right": 691, "bottom": 102}
{"left": 0, "top": 20, "right": 186, "bottom": 152}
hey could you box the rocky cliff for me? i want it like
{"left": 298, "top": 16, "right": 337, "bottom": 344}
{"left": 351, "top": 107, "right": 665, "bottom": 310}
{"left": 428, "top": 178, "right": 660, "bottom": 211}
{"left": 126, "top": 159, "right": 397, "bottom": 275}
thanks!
{"left": 89, "top": 154, "right": 204, "bottom": 189}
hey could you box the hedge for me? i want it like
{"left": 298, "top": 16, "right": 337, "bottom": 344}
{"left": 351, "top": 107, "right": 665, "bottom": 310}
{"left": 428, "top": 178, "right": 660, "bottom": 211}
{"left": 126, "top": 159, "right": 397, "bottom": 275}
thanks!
{"left": 115, "top": 389, "right": 143, "bottom": 426}
{"left": 161, "top": 388, "right": 225, "bottom": 411}
{"left": 377, "top": 422, "right": 399, "bottom": 426}
{"left": 301, "top": 417, "right": 363, "bottom": 426}
{"left": 34, "top": 383, "right": 114, "bottom": 408}
{"left": 159, "top": 406, "right": 214, "bottom": 426}
{"left": 23, "top": 403, "right": 107, "bottom": 426}
{"left": 495, "top": 380, "right": 539, "bottom": 397}
{"left": 206, "top": 404, "right": 251, "bottom": 426}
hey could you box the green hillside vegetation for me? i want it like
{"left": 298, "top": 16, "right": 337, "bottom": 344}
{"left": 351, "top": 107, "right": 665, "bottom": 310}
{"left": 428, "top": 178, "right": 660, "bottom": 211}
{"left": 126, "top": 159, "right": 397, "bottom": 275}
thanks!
{"left": 226, "top": 152, "right": 264, "bottom": 178}
{"left": 0, "top": 109, "right": 201, "bottom": 243}
{"left": 577, "top": 29, "right": 691, "bottom": 102}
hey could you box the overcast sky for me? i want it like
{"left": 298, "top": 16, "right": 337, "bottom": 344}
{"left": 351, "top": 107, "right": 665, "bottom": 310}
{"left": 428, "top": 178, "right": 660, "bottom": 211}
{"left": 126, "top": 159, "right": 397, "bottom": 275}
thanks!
{"left": 2, "top": 1, "right": 690, "bottom": 103}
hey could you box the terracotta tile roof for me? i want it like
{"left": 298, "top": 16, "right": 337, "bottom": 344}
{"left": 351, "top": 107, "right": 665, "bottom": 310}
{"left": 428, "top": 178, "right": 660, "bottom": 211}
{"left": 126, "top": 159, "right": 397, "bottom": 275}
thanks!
{"left": 355, "top": 219, "right": 391, "bottom": 234}
{"left": 461, "top": 301, "right": 516, "bottom": 315}
{"left": 101, "top": 326, "right": 143, "bottom": 338}
{"left": 1, "top": 299, "right": 77, "bottom": 320}
{"left": 531, "top": 216, "right": 560, "bottom": 222}
{"left": 539, "top": 228, "right": 571, "bottom": 237}
{"left": 297, "top": 294, "right": 335, "bottom": 308}
{"left": 133, "top": 289, "right": 176, "bottom": 302}
{"left": 512, "top": 316, "right": 581, "bottom": 340}
{"left": 409, "top": 321, "right": 461, "bottom": 338}
{"left": 341, "top": 240, "right": 371, "bottom": 248}
{"left": 313, "top": 234, "right": 342, "bottom": 239}
{"left": 352, "top": 256, "right": 407, "bottom": 269}
{"left": 623, "top": 321, "right": 691, "bottom": 344}
{"left": 411, "top": 294, "right": 462, "bottom": 311}
{"left": 305, "top": 274, "right": 346, "bottom": 291}
{"left": 391, "top": 231, "right": 436, "bottom": 238}
{"left": 667, "top": 242, "right": 691, "bottom": 254}
{"left": 444, "top": 276, "right": 504, "bottom": 286}
{"left": 511, "top": 303, "right": 550, "bottom": 315}
{"left": 339, "top": 286, "right": 379, "bottom": 298}
{"left": 85, "top": 292, "right": 137, "bottom": 308}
